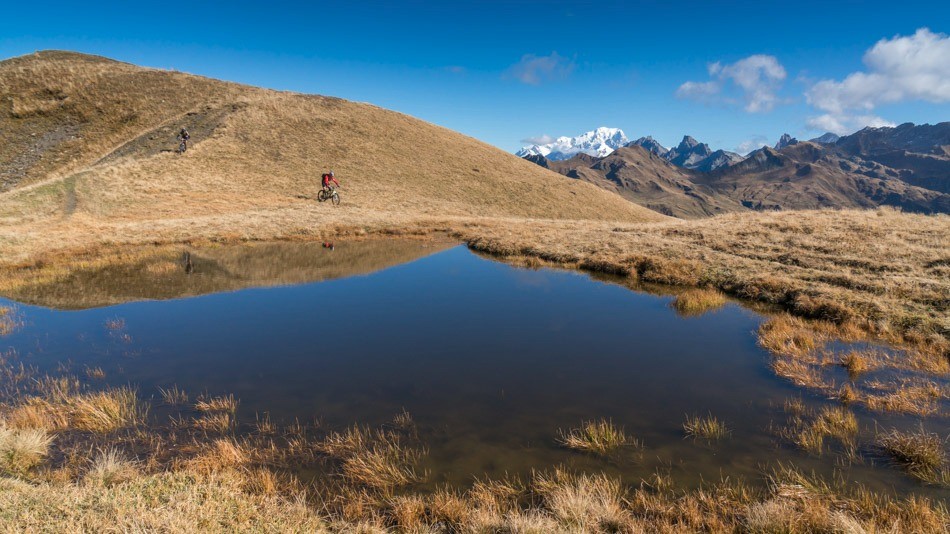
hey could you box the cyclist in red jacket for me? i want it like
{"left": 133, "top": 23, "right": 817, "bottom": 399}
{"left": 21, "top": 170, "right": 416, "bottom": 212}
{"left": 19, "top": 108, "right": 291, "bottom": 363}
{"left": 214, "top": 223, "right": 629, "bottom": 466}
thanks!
{"left": 321, "top": 170, "right": 340, "bottom": 194}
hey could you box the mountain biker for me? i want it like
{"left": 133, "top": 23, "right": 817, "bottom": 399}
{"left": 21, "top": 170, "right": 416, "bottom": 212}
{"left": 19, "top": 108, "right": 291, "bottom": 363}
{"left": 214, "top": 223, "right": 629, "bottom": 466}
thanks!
{"left": 322, "top": 170, "right": 340, "bottom": 193}
{"left": 177, "top": 127, "right": 190, "bottom": 151}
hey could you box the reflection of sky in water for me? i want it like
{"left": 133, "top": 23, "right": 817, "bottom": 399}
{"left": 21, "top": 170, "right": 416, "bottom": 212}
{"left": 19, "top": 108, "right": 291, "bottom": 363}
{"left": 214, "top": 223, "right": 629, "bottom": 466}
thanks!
{"left": 0, "top": 245, "right": 945, "bottom": 496}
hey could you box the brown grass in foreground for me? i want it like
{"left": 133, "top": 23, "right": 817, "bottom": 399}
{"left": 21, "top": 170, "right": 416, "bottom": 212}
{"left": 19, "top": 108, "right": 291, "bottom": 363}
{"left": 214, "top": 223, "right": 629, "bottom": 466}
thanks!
{"left": 0, "top": 352, "right": 946, "bottom": 532}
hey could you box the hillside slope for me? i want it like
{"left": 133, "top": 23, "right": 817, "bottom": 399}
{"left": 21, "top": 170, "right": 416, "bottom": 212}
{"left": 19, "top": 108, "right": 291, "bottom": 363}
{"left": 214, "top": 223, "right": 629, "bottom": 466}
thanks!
{"left": 0, "top": 51, "right": 665, "bottom": 261}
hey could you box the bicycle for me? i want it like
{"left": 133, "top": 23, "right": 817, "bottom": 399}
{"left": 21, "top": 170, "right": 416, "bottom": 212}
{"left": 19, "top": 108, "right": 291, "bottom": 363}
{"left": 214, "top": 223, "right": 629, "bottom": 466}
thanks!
{"left": 176, "top": 136, "right": 188, "bottom": 154}
{"left": 317, "top": 186, "right": 341, "bottom": 205}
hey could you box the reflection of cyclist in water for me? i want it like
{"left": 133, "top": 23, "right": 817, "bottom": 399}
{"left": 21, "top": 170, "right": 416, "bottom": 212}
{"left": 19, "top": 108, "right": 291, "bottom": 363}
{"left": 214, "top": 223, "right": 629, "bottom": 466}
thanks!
{"left": 176, "top": 127, "right": 190, "bottom": 152}
{"left": 321, "top": 170, "right": 339, "bottom": 194}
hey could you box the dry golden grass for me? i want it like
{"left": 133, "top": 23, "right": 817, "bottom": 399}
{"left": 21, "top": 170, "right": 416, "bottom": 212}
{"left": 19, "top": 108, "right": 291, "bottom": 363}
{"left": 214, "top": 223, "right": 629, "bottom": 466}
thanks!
{"left": 0, "top": 426, "right": 52, "bottom": 476}
{"left": 84, "top": 448, "right": 138, "bottom": 487}
{"left": 195, "top": 393, "right": 238, "bottom": 414}
{"left": 0, "top": 306, "right": 20, "bottom": 336}
{"left": 671, "top": 288, "right": 727, "bottom": 316}
{"left": 557, "top": 418, "right": 635, "bottom": 456}
{"left": 0, "top": 470, "right": 327, "bottom": 532}
{"left": 83, "top": 366, "right": 105, "bottom": 380}
{"left": 193, "top": 412, "right": 233, "bottom": 434}
{"left": 780, "top": 404, "right": 859, "bottom": 456}
{"left": 878, "top": 428, "right": 949, "bottom": 486}
{"left": 6, "top": 387, "right": 143, "bottom": 433}
{"left": 319, "top": 425, "right": 425, "bottom": 492}
{"left": 158, "top": 385, "right": 188, "bottom": 405}
{"left": 684, "top": 414, "right": 731, "bottom": 441}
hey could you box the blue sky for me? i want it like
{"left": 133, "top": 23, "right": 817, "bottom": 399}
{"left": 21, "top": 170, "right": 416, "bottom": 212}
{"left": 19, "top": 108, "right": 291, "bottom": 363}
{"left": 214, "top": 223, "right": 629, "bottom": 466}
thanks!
{"left": 3, "top": 1, "right": 948, "bottom": 153}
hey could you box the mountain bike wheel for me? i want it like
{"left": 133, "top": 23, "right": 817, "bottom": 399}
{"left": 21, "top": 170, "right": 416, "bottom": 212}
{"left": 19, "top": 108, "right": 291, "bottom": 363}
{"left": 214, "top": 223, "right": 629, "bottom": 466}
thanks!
{"left": 317, "top": 189, "right": 327, "bottom": 202}
{"left": 331, "top": 192, "right": 340, "bottom": 205}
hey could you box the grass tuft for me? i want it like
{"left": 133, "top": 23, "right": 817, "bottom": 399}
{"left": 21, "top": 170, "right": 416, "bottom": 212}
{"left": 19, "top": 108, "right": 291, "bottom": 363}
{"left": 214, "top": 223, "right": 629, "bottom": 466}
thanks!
{"left": 878, "top": 428, "right": 949, "bottom": 486}
{"left": 558, "top": 418, "right": 635, "bottom": 456}
{"left": 0, "top": 426, "right": 52, "bottom": 475}
{"left": 85, "top": 448, "right": 138, "bottom": 487}
{"left": 158, "top": 385, "right": 188, "bottom": 405}
{"left": 195, "top": 394, "right": 238, "bottom": 414}
{"left": 671, "top": 288, "right": 727, "bottom": 316}
{"left": 683, "top": 414, "right": 730, "bottom": 441}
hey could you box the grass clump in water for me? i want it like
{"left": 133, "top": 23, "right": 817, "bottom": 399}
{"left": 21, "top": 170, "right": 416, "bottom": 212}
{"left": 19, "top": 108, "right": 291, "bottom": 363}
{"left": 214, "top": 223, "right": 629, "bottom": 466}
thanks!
{"left": 671, "top": 288, "right": 727, "bottom": 316}
{"left": 558, "top": 419, "right": 636, "bottom": 456}
{"left": 158, "top": 385, "right": 188, "bottom": 405}
{"left": 196, "top": 394, "right": 238, "bottom": 414}
{"left": 683, "top": 413, "right": 730, "bottom": 441}
{"left": 6, "top": 387, "right": 144, "bottom": 433}
{"left": 0, "top": 306, "right": 21, "bottom": 337}
{"left": 878, "top": 428, "right": 949, "bottom": 486}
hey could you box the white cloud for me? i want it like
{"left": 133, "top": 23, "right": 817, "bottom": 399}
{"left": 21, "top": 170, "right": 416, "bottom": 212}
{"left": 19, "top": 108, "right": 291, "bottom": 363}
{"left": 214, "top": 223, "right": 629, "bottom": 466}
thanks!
{"left": 521, "top": 134, "right": 554, "bottom": 145}
{"left": 677, "top": 54, "right": 787, "bottom": 112}
{"left": 807, "top": 28, "right": 950, "bottom": 114}
{"left": 735, "top": 135, "right": 769, "bottom": 155}
{"left": 806, "top": 114, "right": 896, "bottom": 136}
{"left": 804, "top": 28, "right": 949, "bottom": 134}
{"left": 506, "top": 52, "right": 575, "bottom": 85}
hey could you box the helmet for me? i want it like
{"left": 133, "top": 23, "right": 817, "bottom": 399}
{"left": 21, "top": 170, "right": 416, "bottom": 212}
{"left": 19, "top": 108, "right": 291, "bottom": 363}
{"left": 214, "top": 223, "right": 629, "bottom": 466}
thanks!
{"left": 329, "top": 170, "right": 334, "bottom": 177}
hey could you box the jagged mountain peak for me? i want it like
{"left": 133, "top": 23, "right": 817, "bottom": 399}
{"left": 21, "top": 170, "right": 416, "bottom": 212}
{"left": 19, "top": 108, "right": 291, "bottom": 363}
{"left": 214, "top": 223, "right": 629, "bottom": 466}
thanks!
{"left": 628, "top": 136, "right": 669, "bottom": 156}
{"left": 775, "top": 133, "right": 799, "bottom": 150}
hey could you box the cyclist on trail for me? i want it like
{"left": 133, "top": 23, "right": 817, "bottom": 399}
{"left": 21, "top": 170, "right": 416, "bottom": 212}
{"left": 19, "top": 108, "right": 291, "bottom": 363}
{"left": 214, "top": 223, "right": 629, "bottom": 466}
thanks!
{"left": 177, "top": 127, "right": 190, "bottom": 151}
{"left": 322, "top": 170, "right": 339, "bottom": 193}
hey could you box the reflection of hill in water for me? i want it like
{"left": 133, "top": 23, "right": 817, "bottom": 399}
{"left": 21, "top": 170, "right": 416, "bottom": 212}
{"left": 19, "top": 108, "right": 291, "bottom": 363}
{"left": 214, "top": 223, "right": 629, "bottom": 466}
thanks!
{"left": 3, "top": 238, "right": 456, "bottom": 310}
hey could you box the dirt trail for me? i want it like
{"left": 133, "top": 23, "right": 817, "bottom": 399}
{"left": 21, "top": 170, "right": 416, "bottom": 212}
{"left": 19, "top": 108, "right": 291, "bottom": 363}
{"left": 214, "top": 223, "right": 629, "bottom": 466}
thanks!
{"left": 97, "top": 103, "right": 246, "bottom": 164}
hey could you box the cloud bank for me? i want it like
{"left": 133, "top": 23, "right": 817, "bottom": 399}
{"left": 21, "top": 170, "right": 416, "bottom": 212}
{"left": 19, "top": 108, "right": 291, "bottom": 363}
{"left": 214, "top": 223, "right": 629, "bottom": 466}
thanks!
{"left": 677, "top": 55, "right": 787, "bottom": 112}
{"left": 805, "top": 28, "right": 950, "bottom": 134}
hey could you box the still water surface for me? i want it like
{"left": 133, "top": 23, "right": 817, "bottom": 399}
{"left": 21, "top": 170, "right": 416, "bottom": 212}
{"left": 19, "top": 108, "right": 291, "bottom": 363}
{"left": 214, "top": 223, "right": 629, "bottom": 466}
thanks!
{"left": 1, "top": 240, "right": 946, "bottom": 497}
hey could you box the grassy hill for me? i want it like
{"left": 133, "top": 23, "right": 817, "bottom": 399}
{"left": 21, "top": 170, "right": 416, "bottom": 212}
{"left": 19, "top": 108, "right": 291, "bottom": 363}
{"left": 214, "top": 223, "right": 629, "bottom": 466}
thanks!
{"left": 0, "top": 51, "right": 665, "bottom": 262}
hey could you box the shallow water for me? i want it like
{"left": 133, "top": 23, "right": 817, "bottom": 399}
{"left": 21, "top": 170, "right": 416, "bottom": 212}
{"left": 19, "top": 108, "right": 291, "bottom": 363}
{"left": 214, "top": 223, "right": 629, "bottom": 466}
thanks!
{"left": 1, "top": 239, "right": 946, "bottom": 498}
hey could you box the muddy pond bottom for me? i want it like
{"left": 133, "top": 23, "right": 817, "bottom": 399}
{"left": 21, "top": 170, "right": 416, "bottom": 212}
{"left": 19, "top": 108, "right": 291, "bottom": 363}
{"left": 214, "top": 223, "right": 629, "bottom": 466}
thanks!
{"left": 1, "top": 240, "right": 945, "bottom": 498}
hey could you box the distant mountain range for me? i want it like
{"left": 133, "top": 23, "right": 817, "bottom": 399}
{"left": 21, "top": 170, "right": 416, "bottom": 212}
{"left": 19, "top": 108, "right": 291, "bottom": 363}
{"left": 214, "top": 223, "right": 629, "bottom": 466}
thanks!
{"left": 516, "top": 127, "right": 628, "bottom": 161}
{"left": 521, "top": 123, "right": 950, "bottom": 218}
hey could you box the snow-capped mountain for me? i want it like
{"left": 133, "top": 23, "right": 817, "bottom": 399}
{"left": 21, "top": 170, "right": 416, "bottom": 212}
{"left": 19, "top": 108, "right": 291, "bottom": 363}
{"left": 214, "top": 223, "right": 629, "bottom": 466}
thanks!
{"left": 809, "top": 132, "right": 840, "bottom": 145}
{"left": 628, "top": 136, "right": 669, "bottom": 156}
{"left": 665, "top": 136, "right": 713, "bottom": 168}
{"left": 516, "top": 127, "right": 628, "bottom": 161}
{"left": 774, "top": 133, "right": 799, "bottom": 149}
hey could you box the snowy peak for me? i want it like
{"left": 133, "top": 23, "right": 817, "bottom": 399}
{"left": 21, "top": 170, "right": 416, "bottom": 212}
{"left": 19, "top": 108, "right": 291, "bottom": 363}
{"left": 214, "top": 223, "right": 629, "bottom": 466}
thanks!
{"left": 516, "top": 127, "right": 628, "bottom": 161}
{"left": 809, "top": 132, "right": 839, "bottom": 145}
{"left": 628, "top": 136, "right": 669, "bottom": 156}
{"left": 775, "top": 133, "right": 799, "bottom": 150}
